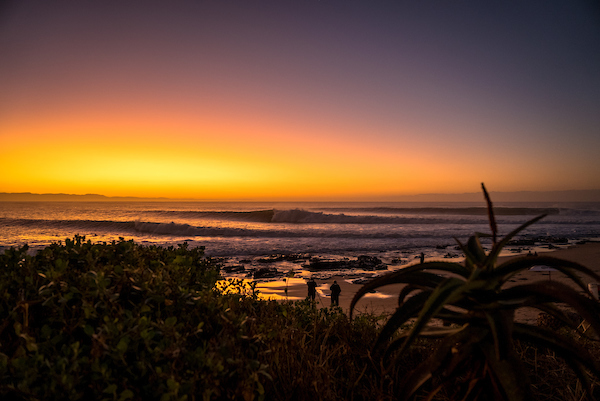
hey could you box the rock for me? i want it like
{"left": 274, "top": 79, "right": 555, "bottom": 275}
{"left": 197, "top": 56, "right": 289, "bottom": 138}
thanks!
{"left": 306, "top": 258, "right": 351, "bottom": 270}
{"left": 508, "top": 239, "right": 536, "bottom": 246}
{"left": 252, "top": 267, "right": 281, "bottom": 279}
{"left": 223, "top": 265, "right": 246, "bottom": 273}
{"left": 357, "top": 255, "right": 387, "bottom": 270}
{"left": 257, "top": 254, "right": 310, "bottom": 263}
{"left": 305, "top": 255, "right": 387, "bottom": 271}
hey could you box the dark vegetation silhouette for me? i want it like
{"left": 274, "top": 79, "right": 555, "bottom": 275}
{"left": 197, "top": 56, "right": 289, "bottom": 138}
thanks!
{"left": 351, "top": 184, "right": 600, "bottom": 400}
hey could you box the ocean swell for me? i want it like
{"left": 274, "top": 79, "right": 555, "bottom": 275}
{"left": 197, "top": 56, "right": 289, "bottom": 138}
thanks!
{"left": 131, "top": 220, "right": 456, "bottom": 239}
{"left": 320, "top": 207, "right": 563, "bottom": 216}
{"left": 144, "top": 209, "right": 275, "bottom": 222}
{"left": 270, "top": 209, "right": 497, "bottom": 225}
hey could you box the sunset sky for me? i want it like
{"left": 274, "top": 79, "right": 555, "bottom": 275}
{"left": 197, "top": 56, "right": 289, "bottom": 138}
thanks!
{"left": 1, "top": 1, "right": 599, "bottom": 200}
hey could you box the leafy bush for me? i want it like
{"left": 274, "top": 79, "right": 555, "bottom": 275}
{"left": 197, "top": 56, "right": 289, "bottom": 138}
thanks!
{"left": 0, "top": 236, "right": 272, "bottom": 400}
{"left": 351, "top": 184, "right": 600, "bottom": 400}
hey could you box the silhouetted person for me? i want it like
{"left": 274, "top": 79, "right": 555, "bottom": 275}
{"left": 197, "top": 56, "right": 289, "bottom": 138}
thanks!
{"left": 330, "top": 280, "right": 341, "bottom": 306}
{"left": 420, "top": 252, "right": 425, "bottom": 264}
{"left": 307, "top": 277, "right": 317, "bottom": 301}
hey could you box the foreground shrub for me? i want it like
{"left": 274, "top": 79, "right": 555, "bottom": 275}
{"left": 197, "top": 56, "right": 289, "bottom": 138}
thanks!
{"left": 0, "top": 236, "right": 273, "bottom": 400}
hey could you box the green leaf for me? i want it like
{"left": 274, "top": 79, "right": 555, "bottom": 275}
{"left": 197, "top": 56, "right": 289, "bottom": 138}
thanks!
{"left": 119, "top": 389, "right": 134, "bottom": 401}
{"left": 482, "top": 182, "right": 498, "bottom": 244}
{"left": 467, "top": 235, "right": 487, "bottom": 265}
{"left": 350, "top": 263, "right": 467, "bottom": 319}
{"left": 103, "top": 384, "right": 117, "bottom": 394}
{"left": 396, "top": 278, "right": 466, "bottom": 356}
{"left": 167, "top": 378, "right": 178, "bottom": 391}
{"left": 485, "top": 213, "right": 547, "bottom": 266}
{"left": 484, "top": 309, "right": 515, "bottom": 361}
{"left": 501, "top": 281, "right": 600, "bottom": 337}
{"left": 397, "top": 326, "right": 487, "bottom": 400}
{"left": 257, "top": 380, "right": 265, "bottom": 395}
{"left": 479, "top": 340, "right": 532, "bottom": 401}
{"left": 494, "top": 255, "right": 600, "bottom": 292}
{"left": 116, "top": 336, "right": 130, "bottom": 353}
{"left": 372, "top": 290, "right": 432, "bottom": 354}
{"left": 534, "top": 303, "right": 582, "bottom": 330}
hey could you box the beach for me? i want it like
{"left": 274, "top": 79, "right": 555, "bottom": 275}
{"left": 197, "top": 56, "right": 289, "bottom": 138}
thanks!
{"left": 256, "top": 242, "right": 600, "bottom": 324}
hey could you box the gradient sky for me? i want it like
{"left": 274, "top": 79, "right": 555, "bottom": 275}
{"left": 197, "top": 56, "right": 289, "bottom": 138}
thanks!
{"left": 1, "top": 1, "right": 599, "bottom": 200}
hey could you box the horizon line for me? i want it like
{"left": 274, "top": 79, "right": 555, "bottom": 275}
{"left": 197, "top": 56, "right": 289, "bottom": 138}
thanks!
{"left": 2, "top": 189, "right": 600, "bottom": 202}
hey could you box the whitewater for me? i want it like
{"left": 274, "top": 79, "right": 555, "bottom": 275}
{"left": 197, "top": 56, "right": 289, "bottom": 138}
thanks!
{"left": 1, "top": 201, "right": 599, "bottom": 275}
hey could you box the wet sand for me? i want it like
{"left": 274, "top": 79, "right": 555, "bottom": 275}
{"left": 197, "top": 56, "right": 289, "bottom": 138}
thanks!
{"left": 257, "top": 242, "right": 600, "bottom": 324}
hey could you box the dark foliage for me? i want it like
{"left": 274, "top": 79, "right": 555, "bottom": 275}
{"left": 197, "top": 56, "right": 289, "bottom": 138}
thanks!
{"left": 3, "top": 226, "right": 600, "bottom": 400}
{"left": 0, "top": 236, "right": 385, "bottom": 400}
{"left": 351, "top": 184, "right": 600, "bottom": 401}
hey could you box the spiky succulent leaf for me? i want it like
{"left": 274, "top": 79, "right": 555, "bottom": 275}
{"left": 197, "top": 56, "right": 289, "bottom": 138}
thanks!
{"left": 479, "top": 339, "right": 532, "bottom": 401}
{"left": 418, "top": 325, "right": 467, "bottom": 337}
{"left": 499, "top": 281, "right": 600, "bottom": 337}
{"left": 420, "top": 260, "right": 472, "bottom": 278}
{"left": 484, "top": 309, "right": 515, "bottom": 361}
{"left": 455, "top": 237, "right": 477, "bottom": 271}
{"left": 398, "top": 284, "right": 427, "bottom": 306}
{"left": 397, "top": 327, "right": 488, "bottom": 401}
{"left": 372, "top": 290, "right": 433, "bottom": 353}
{"left": 534, "top": 302, "right": 584, "bottom": 331}
{"left": 467, "top": 235, "right": 487, "bottom": 266}
{"left": 482, "top": 183, "right": 498, "bottom": 244}
{"left": 493, "top": 255, "right": 600, "bottom": 293}
{"left": 349, "top": 263, "right": 468, "bottom": 318}
{"left": 484, "top": 213, "right": 547, "bottom": 267}
{"left": 395, "top": 278, "right": 466, "bottom": 356}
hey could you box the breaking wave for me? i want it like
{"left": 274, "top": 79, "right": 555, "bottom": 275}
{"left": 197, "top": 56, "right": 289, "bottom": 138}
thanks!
{"left": 144, "top": 209, "right": 275, "bottom": 223}
{"left": 132, "top": 221, "right": 451, "bottom": 239}
{"left": 270, "top": 209, "right": 451, "bottom": 224}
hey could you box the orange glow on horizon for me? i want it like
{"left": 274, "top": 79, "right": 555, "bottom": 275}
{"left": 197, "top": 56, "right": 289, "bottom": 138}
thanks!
{"left": 2, "top": 105, "right": 599, "bottom": 200}
{"left": 1, "top": 112, "right": 432, "bottom": 199}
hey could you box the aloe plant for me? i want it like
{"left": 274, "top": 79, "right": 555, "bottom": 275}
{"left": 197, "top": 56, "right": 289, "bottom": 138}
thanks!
{"left": 351, "top": 184, "right": 600, "bottom": 400}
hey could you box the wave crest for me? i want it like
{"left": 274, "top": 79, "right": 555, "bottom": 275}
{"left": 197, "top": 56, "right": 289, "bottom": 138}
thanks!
{"left": 270, "top": 209, "right": 467, "bottom": 224}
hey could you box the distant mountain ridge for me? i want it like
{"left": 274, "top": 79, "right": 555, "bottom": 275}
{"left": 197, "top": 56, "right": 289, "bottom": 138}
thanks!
{"left": 1, "top": 190, "right": 600, "bottom": 202}
{"left": 0, "top": 193, "right": 169, "bottom": 202}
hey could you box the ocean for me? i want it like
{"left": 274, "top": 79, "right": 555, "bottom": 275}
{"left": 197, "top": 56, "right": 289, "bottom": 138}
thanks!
{"left": 2, "top": 201, "right": 600, "bottom": 282}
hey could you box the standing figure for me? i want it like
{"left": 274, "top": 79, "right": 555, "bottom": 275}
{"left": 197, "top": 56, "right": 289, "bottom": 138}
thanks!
{"left": 307, "top": 278, "right": 317, "bottom": 301}
{"left": 420, "top": 252, "right": 425, "bottom": 264}
{"left": 330, "top": 280, "right": 341, "bottom": 306}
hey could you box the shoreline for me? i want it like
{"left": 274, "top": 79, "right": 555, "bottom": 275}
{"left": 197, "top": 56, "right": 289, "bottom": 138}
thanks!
{"left": 256, "top": 242, "right": 600, "bottom": 323}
